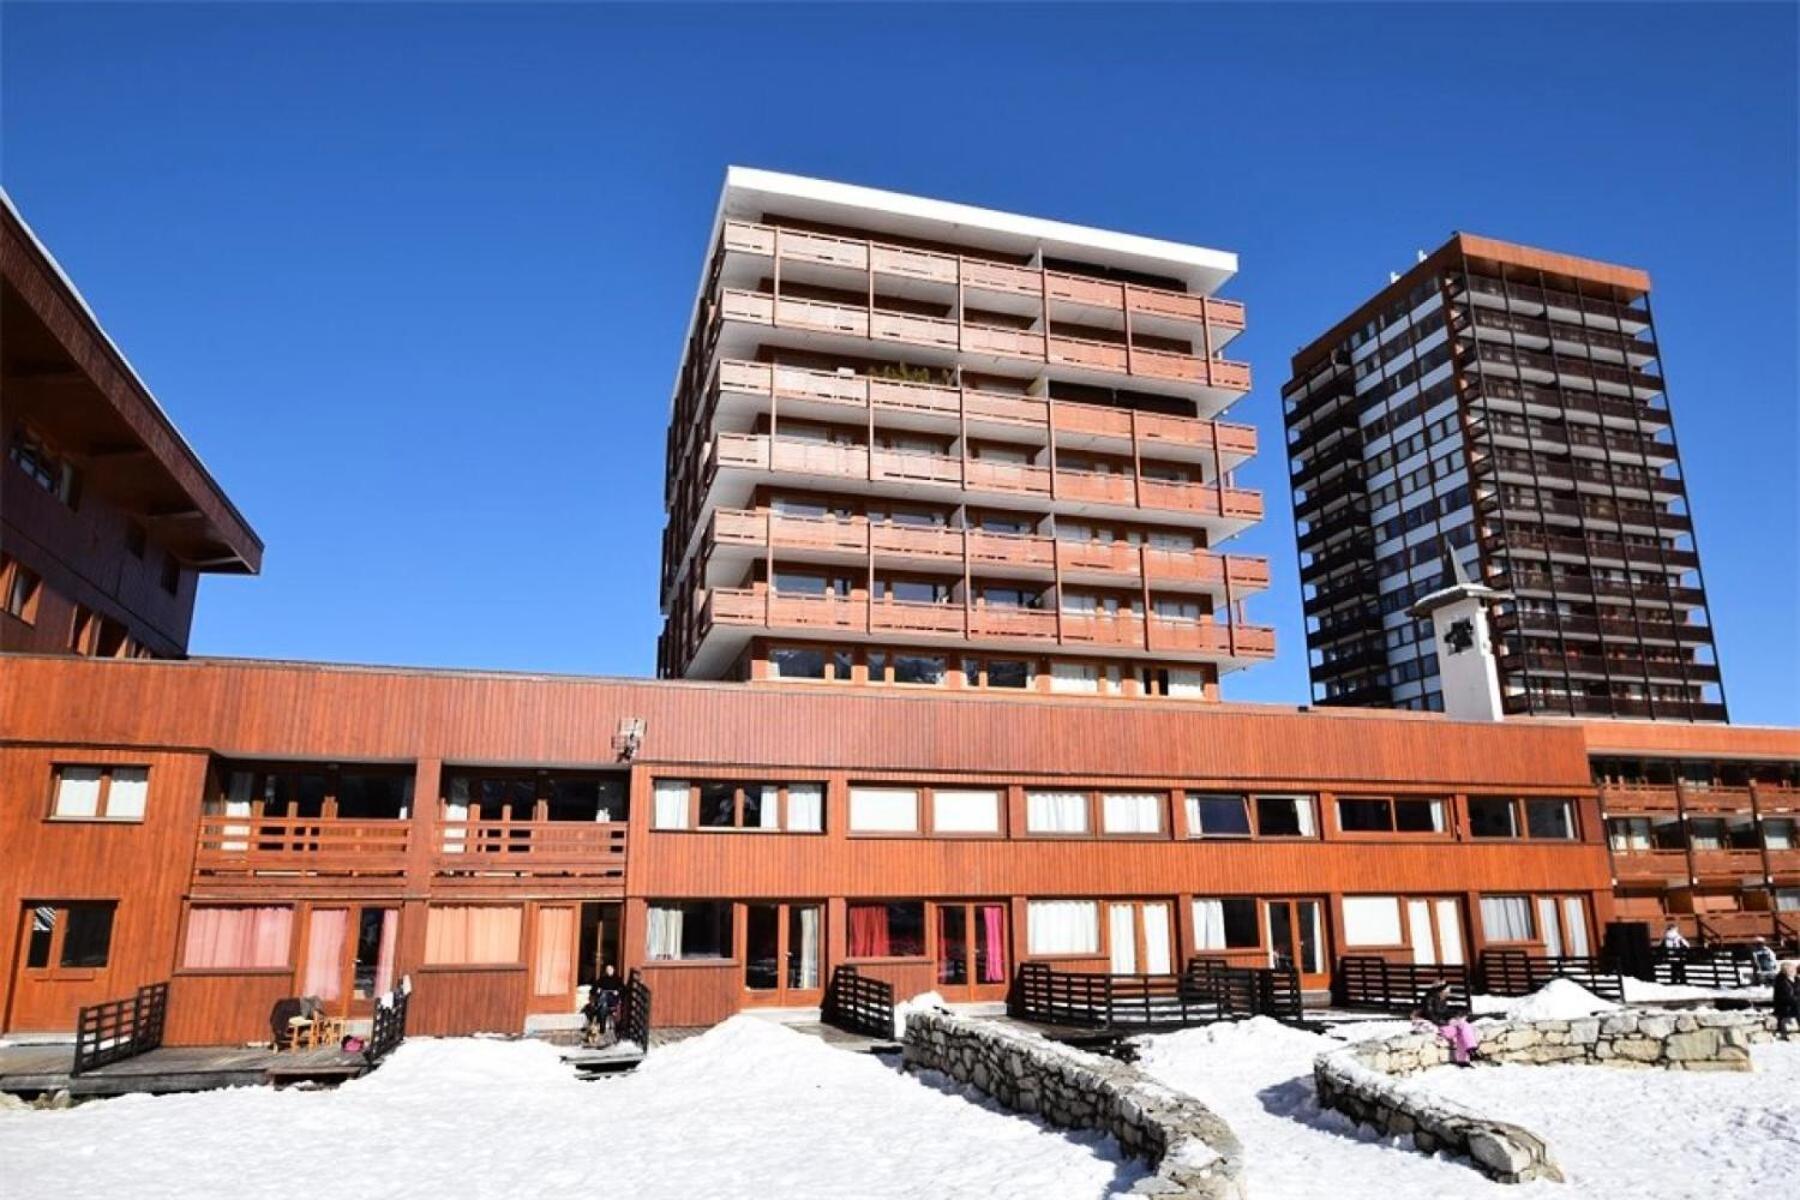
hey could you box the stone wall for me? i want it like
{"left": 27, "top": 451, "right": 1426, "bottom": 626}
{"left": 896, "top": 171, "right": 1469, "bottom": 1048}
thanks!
{"left": 903, "top": 1010, "right": 1247, "bottom": 1200}
{"left": 1314, "top": 1009, "right": 1780, "bottom": 1184}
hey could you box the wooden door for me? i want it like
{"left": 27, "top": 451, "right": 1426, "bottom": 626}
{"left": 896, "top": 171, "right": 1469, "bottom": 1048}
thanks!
{"left": 743, "top": 902, "right": 823, "bottom": 1007}
{"left": 1265, "top": 898, "right": 1329, "bottom": 990}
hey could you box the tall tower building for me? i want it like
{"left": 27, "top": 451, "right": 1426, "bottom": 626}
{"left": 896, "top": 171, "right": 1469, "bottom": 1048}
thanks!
{"left": 1282, "top": 233, "right": 1723, "bottom": 720}
{"left": 658, "top": 169, "right": 1272, "bottom": 699}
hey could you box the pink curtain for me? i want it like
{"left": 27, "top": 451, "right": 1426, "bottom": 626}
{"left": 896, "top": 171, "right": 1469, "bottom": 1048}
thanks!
{"left": 424, "top": 905, "right": 522, "bottom": 965}
{"left": 979, "top": 905, "right": 1008, "bottom": 984}
{"left": 302, "top": 909, "right": 348, "bottom": 1001}
{"left": 183, "top": 906, "right": 293, "bottom": 969}
{"left": 373, "top": 909, "right": 399, "bottom": 995}
{"left": 533, "top": 907, "right": 575, "bottom": 996}
{"left": 848, "top": 905, "right": 890, "bottom": 958}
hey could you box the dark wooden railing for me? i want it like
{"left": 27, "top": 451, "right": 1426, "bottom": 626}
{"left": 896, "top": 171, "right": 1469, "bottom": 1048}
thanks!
{"left": 1651, "top": 949, "right": 1756, "bottom": 990}
{"left": 619, "top": 969, "right": 653, "bottom": 1049}
{"left": 1335, "top": 957, "right": 1471, "bottom": 1013}
{"left": 435, "top": 820, "right": 627, "bottom": 883}
{"left": 1188, "top": 957, "right": 1304, "bottom": 1022}
{"left": 73, "top": 982, "right": 168, "bottom": 1076}
{"left": 1477, "top": 949, "right": 1625, "bottom": 1002}
{"left": 822, "top": 965, "right": 896, "bottom": 1039}
{"left": 1009, "top": 960, "right": 1301, "bottom": 1030}
{"left": 365, "top": 982, "right": 410, "bottom": 1063}
{"left": 195, "top": 816, "right": 410, "bottom": 880}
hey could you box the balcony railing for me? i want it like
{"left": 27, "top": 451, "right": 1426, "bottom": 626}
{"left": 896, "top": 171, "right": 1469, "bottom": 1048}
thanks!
{"left": 1688, "top": 849, "right": 1765, "bottom": 880}
{"left": 436, "top": 820, "right": 628, "bottom": 884}
{"left": 1609, "top": 850, "right": 1689, "bottom": 883}
{"left": 721, "top": 218, "right": 1247, "bottom": 334}
{"left": 194, "top": 816, "right": 411, "bottom": 880}
{"left": 715, "top": 286, "right": 1250, "bottom": 393}
{"left": 1597, "top": 784, "right": 1682, "bottom": 815}
{"left": 700, "top": 586, "right": 1275, "bottom": 661}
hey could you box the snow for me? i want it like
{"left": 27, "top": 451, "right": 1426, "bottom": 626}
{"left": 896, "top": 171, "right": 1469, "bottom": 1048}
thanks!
{"left": 1135, "top": 1015, "right": 1800, "bottom": 1199}
{"left": 1621, "top": 976, "right": 1772, "bottom": 1006}
{"left": 1485, "top": 978, "right": 1618, "bottom": 1020}
{"left": 893, "top": 989, "right": 947, "bottom": 1038}
{"left": 0, "top": 1017, "right": 1143, "bottom": 1200}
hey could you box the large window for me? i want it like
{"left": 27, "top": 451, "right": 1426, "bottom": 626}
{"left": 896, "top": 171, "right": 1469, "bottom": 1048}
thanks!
{"left": 1027, "top": 900, "right": 1100, "bottom": 956}
{"left": 182, "top": 905, "right": 294, "bottom": 969}
{"left": 1607, "top": 817, "right": 1652, "bottom": 852}
{"left": 1336, "top": 796, "right": 1444, "bottom": 834}
{"left": 651, "top": 779, "right": 822, "bottom": 832}
{"left": 423, "top": 905, "right": 523, "bottom": 965}
{"left": 1026, "top": 791, "right": 1089, "bottom": 835}
{"left": 1479, "top": 895, "right": 1535, "bottom": 943}
{"left": 50, "top": 765, "right": 148, "bottom": 821}
{"left": 770, "top": 646, "right": 828, "bottom": 680}
{"left": 1185, "top": 793, "right": 1251, "bottom": 838}
{"left": 932, "top": 789, "right": 1001, "bottom": 834}
{"left": 1469, "top": 796, "right": 1577, "bottom": 840}
{"left": 24, "top": 902, "right": 116, "bottom": 970}
{"left": 9, "top": 422, "right": 78, "bottom": 505}
{"left": 439, "top": 770, "right": 619, "bottom": 824}
{"left": 892, "top": 654, "right": 948, "bottom": 686}
{"left": 1254, "top": 795, "right": 1318, "bottom": 838}
{"left": 1341, "top": 896, "right": 1404, "bottom": 947}
{"left": 847, "top": 902, "right": 926, "bottom": 958}
{"left": 645, "top": 901, "right": 734, "bottom": 961}
{"left": 221, "top": 763, "right": 416, "bottom": 821}
{"left": 849, "top": 786, "right": 919, "bottom": 833}
{"left": 1102, "top": 793, "right": 1163, "bottom": 835}
{"left": 1192, "top": 897, "right": 1260, "bottom": 951}
{"left": 1467, "top": 797, "right": 1518, "bottom": 838}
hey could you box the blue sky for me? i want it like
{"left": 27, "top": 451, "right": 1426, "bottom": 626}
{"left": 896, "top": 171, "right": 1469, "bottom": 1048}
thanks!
{"left": 4, "top": 3, "right": 1795, "bottom": 724}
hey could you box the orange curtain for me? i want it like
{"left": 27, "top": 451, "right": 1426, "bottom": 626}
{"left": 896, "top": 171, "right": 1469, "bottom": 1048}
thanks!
{"left": 424, "top": 905, "right": 522, "bottom": 965}
{"left": 182, "top": 906, "right": 294, "bottom": 969}
{"left": 301, "top": 909, "right": 348, "bottom": 1000}
{"left": 533, "top": 907, "right": 576, "bottom": 996}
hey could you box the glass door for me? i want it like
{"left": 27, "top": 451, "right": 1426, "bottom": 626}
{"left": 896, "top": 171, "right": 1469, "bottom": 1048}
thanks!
{"left": 744, "top": 902, "right": 822, "bottom": 1006}
{"left": 1266, "top": 898, "right": 1329, "bottom": 990}
{"left": 934, "top": 901, "right": 1009, "bottom": 999}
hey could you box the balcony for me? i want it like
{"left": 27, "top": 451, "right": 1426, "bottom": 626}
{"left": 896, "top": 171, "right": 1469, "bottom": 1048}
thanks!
{"left": 193, "top": 816, "right": 411, "bottom": 887}
{"left": 1677, "top": 786, "right": 1756, "bottom": 816}
{"left": 435, "top": 820, "right": 628, "bottom": 890}
{"left": 1688, "top": 849, "right": 1765, "bottom": 881}
{"left": 1610, "top": 850, "right": 1689, "bottom": 885}
{"left": 713, "top": 286, "right": 1250, "bottom": 405}
{"left": 705, "top": 508, "right": 1268, "bottom": 602}
{"left": 1501, "top": 530, "right": 1699, "bottom": 571}
{"left": 1597, "top": 784, "right": 1681, "bottom": 815}
{"left": 697, "top": 584, "right": 1275, "bottom": 667}
{"left": 1765, "top": 848, "right": 1800, "bottom": 879}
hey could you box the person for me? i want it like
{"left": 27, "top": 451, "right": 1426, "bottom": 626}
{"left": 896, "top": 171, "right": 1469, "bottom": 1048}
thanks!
{"left": 1413, "top": 979, "right": 1479, "bottom": 1068}
{"left": 583, "top": 965, "right": 622, "bottom": 1048}
{"left": 1749, "top": 938, "right": 1778, "bottom": 984}
{"left": 1773, "top": 961, "right": 1798, "bottom": 1041}
{"left": 1661, "top": 922, "right": 1690, "bottom": 952}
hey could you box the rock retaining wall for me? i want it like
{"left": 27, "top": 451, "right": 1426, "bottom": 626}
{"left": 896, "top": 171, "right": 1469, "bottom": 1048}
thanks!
{"left": 903, "top": 1010, "right": 1247, "bottom": 1199}
{"left": 1314, "top": 1009, "right": 1779, "bottom": 1184}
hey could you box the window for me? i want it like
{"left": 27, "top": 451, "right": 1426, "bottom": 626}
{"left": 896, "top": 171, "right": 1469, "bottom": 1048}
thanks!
{"left": 932, "top": 789, "right": 1000, "bottom": 834}
{"left": 1337, "top": 798, "right": 1391, "bottom": 832}
{"left": 892, "top": 654, "right": 947, "bottom": 685}
{"left": 653, "top": 779, "right": 691, "bottom": 830}
{"left": 336, "top": 773, "right": 416, "bottom": 820}
{"left": 22, "top": 902, "right": 116, "bottom": 970}
{"left": 645, "top": 901, "right": 733, "bottom": 960}
{"left": 847, "top": 902, "right": 926, "bottom": 958}
{"left": 423, "top": 905, "right": 523, "bottom": 965}
{"left": 1468, "top": 797, "right": 1518, "bottom": 838}
{"left": 1027, "top": 900, "right": 1099, "bottom": 955}
{"left": 1185, "top": 793, "right": 1251, "bottom": 837}
{"left": 770, "top": 646, "right": 827, "bottom": 680}
{"left": 9, "top": 422, "right": 78, "bottom": 505}
{"left": 651, "top": 780, "right": 821, "bottom": 832}
{"left": 50, "top": 765, "right": 148, "bottom": 821}
{"left": 1765, "top": 819, "right": 1796, "bottom": 851}
{"left": 850, "top": 786, "right": 918, "bottom": 833}
{"left": 1, "top": 555, "right": 41, "bottom": 624}
{"left": 1026, "top": 790, "right": 1089, "bottom": 834}
{"left": 1470, "top": 796, "right": 1576, "bottom": 840}
{"left": 1193, "top": 898, "right": 1260, "bottom": 950}
{"left": 1342, "top": 896, "right": 1404, "bottom": 946}
{"left": 1254, "top": 795, "right": 1317, "bottom": 838}
{"left": 182, "top": 905, "right": 294, "bottom": 969}
{"left": 1050, "top": 661, "right": 1099, "bottom": 694}
{"left": 1102, "top": 793, "right": 1162, "bottom": 835}
{"left": 1607, "top": 817, "right": 1652, "bottom": 852}
{"left": 1525, "top": 799, "right": 1576, "bottom": 840}
{"left": 964, "top": 657, "right": 1032, "bottom": 689}
{"left": 1336, "top": 796, "right": 1444, "bottom": 833}
{"left": 1479, "top": 896, "right": 1534, "bottom": 943}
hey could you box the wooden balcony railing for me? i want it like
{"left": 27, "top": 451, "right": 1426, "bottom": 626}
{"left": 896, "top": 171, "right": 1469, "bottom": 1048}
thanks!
{"left": 436, "top": 820, "right": 628, "bottom": 883}
{"left": 1597, "top": 784, "right": 1681, "bottom": 815}
{"left": 1609, "top": 850, "right": 1689, "bottom": 883}
{"left": 721, "top": 218, "right": 1247, "bottom": 334}
{"left": 1689, "top": 848, "right": 1765, "bottom": 879}
{"left": 194, "top": 816, "right": 411, "bottom": 880}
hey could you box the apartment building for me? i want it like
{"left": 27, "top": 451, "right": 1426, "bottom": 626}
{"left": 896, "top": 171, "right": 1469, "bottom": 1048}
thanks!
{"left": 1, "top": 191, "right": 262, "bottom": 658}
{"left": 1282, "top": 234, "right": 1722, "bottom": 721}
{"left": 658, "top": 169, "right": 1272, "bottom": 700}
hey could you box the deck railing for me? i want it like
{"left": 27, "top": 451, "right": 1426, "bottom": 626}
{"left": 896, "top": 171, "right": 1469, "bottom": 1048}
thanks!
{"left": 1008, "top": 959, "right": 1300, "bottom": 1031}
{"left": 619, "top": 969, "right": 654, "bottom": 1050}
{"left": 194, "top": 816, "right": 411, "bottom": 879}
{"left": 1650, "top": 949, "right": 1757, "bottom": 990}
{"left": 73, "top": 982, "right": 169, "bottom": 1076}
{"left": 1476, "top": 949, "right": 1625, "bottom": 1003}
{"left": 822, "top": 965, "right": 896, "bottom": 1039}
{"left": 436, "top": 820, "right": 627, "bottom": 883}
{"left": 366, "top": 980, "right": 410, "bottom": 1063}
{"left": 1334, "top": 957, "right": 1471, "bottom": 1013}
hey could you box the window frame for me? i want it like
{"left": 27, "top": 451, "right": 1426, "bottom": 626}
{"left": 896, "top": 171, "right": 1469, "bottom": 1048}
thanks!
{"left": 648, "top": 778, "right": 824, "bottom": 834}
{"left": 0, "top": 554, "right": 42, "bottom": 625}
{"left": 844, "top": 900, "right": 929, "bottom": 962}
{"left": 21, "top": 901, "right": 118, "bottom": 977}
{"left": 1184, "top": 792, "right": 1252, "bottom": 840}
{"left": 929, "top": 788, "right": 1004, "bottom": 837}
{"left": 1467, "top": 795, "right": 1579, "bottom": 842}
{"left": 848, "top": 784, "right": 922, "bottom": 836}
{"left": 1024, "top": 789, "right": 1094, "bottom": 837}
{"left": 644, "top": 899, "right": 737, "bottom": 963}
{"left": 1333, "top": 795, "right": 1448, "bottom": 837}
{"left": 48, "top": 764, "right": 150, "bottom": 823}
{"left": 1100, "top": 792, "right": 1166, "bottom": 838}
{"left": 1251, "top": 794, "right": 1319, "bottom": 839}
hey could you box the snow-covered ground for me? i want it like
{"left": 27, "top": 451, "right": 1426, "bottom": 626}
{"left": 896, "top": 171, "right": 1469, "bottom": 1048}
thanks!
{"left": 0, "top": 1017, "right": 1142, "bottom": 1200}
{"left": 1136, "top": 1012, "right": 1800, "bottom": 1199}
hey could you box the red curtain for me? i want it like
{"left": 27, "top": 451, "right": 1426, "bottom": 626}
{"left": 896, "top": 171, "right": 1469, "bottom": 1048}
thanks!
{"left": 979, "top": 905, "right": 1007, "bottom": 983}
{"left": 848, "top": 904, "right": 890, "bottom": 958}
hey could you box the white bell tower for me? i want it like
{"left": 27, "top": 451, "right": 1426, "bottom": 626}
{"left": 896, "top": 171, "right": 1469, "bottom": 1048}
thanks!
{"left": 1410, "top": 542, "right": 1510, "bottom": 722}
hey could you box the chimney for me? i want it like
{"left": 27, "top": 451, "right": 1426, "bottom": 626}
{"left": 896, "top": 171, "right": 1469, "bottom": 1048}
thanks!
{"left": 1410, "top": 540, "right": 1510, "bottom": 722}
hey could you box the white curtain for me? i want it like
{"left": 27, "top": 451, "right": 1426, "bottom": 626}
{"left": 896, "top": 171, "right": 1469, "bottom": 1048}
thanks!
{"left": 1108, "top": 904, "right": 1137, "bottom": 974}
{"left": 1141, "top": 904, "right": 1172, "bottom": 975}
{"left": 106, "top": 768, "right": 149, "bottom": 819}
{"left": 1027, "top": 791, "right": 1088, "bottom": 834}
{"left": 645, "top": 905, "right": 684, "bottom": 960}
{"left": 849, "top": 787, "right": 918, "bottom": 832}
{"left": 1423, "top": 800, "right": 1446, "bottom": 832}
{"left": 1481, "top": 895, "right": 1534, "bottom": 943}
{"left": 1407, "top": 899, "right": 1435, "bottom": 965}
{"left": 1434, "top": 899, "right": 1465, "bottom": 965}
{"left": 1562, "top": 897, "right": 1590, "bottom": 957}
{"left": 1166, "top": 668, "right": 1206, "bottom": 699}
{"left": 1192, "top": 899, "right": 1226, "bottom": 950}
{"left": 1027, "top": 900, "right": 1098, "bottom": 955}
{"left": 652, "top": 780, "right": 690, "bottom": 830}
{"left": 441, "top": 777, "right": 469, "bottom": 854}
{"left": 1343, "top": 896, "right": 1403, "bottom": 947}
{"left": 786, "top": 784, "right": 823, "bottom": 833}
{"left": 794, "top": 906, "right": 821, "bottom": 989}
{"left": 933, "top": 789, "right": 999, "bottom": 833}
{"left": 1050, "top": 661, "right": 1099, "bottom": 694}
{"left": 215, "top": 769, "right": 253, "bottom": 851}
{"left": 1102, "top": 793, "right": 1161, "bottom": 835}
{"left": 53, "top": 768, "right": 102, "bottom": 818}
{"left": 758, "top": 785, "right": 781, "bottom": 830}
{"left": 1293, "top": 798, "right": 1318, "bottom": 838}
{"left": 1537, "top": 897, "right": 1564, "bottom": 956}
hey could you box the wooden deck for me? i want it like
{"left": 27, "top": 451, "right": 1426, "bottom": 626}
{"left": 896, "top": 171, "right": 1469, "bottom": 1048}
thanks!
{"left": 0, "top": 1042, "right": 367, "bottom": 1098}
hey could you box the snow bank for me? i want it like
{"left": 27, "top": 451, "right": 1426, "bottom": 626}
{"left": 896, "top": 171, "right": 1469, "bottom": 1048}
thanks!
{"left": 0, "top": 1018, "right": 1139, "bottom": 1200}
{"left": 893, "top": 989, "right": 947, "bottom": 1038}
{"left": 1621, "top": 976, "right": 1771, "bottom": 1005}
{"left": 1481, "top": 979, "right": 1619, "bottom": 1020}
